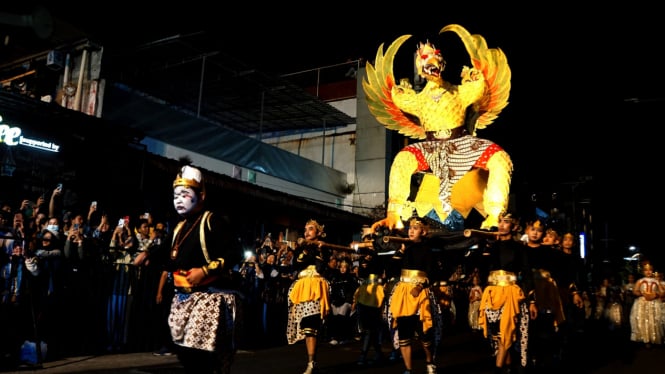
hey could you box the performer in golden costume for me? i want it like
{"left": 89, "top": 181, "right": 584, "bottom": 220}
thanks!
{"left": 364, "top": 24, "right": 512, "bottom": 232}
{"left": 387, "top": 216, "right": 442, "bottom": 374}
{"left": 476, "top": 211, "right": 529, "bottom": 373}
{"left": 352, "top": 228, "right": 386, "bottom": 366}
{"left": 287, "top": 219, "right": 331, "bottom": 374}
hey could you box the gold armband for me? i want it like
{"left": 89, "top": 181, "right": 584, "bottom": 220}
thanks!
{"left": 201, "top": 266, "right": 209, "bottom": 277}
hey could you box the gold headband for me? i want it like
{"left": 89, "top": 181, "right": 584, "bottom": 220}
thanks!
{"left": 499, "top": 211, "right": 517, "bottom": 222}
{"left": 408, "top": 216, "right": 427, "bottom": 227}
{"left": 173, "top": 165, "right": 205, "bottom": 193}
{"left": 306, "top": 219, "right": 325, "bottom": 237}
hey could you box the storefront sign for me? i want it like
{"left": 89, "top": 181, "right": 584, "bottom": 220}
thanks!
{"left": 0, "top": 115, "right": 60, "bottom": 152}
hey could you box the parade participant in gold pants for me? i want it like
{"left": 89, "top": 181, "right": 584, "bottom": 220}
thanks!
{"left": 477, "top": 212, "right": 529, "bottom": 374}
{"left": 287, "top": 219, "right": 331, "bottom": 374}
{"left": 387, "top": 217, "right": 441, "bottom": 374}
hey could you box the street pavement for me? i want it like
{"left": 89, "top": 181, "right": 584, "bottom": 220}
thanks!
{"left": 2, "top": 328, "right": 662, "bottom": 374}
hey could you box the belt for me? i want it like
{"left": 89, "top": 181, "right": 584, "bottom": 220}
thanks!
{"left": 488, "top": 270, "right": 517, "bottom": 286}
{"left": 298, "top": 265, "right": 321, "bottom": 279}
{"left": 173, "top": 270, "right": 218, "bottom": 293}
{"left": 363, "top": 274, "right": 382, "bottom": 285}
{"left": 400, "top": 269, "right": 428, "bottom": 284}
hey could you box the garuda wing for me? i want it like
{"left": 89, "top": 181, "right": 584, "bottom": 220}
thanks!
{"left": 440, "top": 24, "right": 511, "bottom": 131}
{"left": 362, "top": 34, "right": 426, "bottom": 140}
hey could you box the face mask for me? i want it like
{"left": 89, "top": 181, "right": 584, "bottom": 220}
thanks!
{"left": 46, "top": 224, "right": 59, "bottom": 232}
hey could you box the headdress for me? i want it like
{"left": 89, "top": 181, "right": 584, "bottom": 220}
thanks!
{"left": 499, "top": 211, "right": 519, "bottom": 224}
{"left": 173, "top": 165, "right": 206, "bottom": 196}
{"left": 408, "top": 216, "right": 428, "bottom": 229}
{"left": 499, "top": 211, "right": 521, "bottom": 233}
{"left": 526, "top": 218, "right": 545, "bottom": 230}
{"left": 305, "top": 219, "right": 326, "bottom": 238}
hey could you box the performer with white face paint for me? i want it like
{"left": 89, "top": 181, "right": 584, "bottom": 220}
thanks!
{"left": 164, "top": 162, "right": 242, "bottom": 374}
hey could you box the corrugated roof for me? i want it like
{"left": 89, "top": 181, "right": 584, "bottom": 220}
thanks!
{"left": 0, "top": 6, "right": 355, "bottom": 137}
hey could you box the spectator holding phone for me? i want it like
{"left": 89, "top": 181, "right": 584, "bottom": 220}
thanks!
{"left": 106, "top": 214, "right": 137, "bottom": 352}
{"left": 111, "top": 216, "right": 135, "bottom": 252}
{"left": 62, "top": 211, "right": 101, "bottom": 355}
{"left": 64, "top": 214, "right": 85, "bottom": 260}
{"left": 31, "top": 223, "right": 66, "bottom": 359}
{"left": 48, "top": 185, "right": 63, "bottom": 221}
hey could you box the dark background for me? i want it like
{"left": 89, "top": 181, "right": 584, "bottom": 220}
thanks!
{"left": 2, "top": 3, "right": 661, "bottom": 264}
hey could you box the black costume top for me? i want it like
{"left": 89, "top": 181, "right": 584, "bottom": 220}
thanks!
{"left": 167, "top": 210, "right": 241, "bottom": 289}
{"left": 391, "top": 240, "right": 440, "bottom": 285}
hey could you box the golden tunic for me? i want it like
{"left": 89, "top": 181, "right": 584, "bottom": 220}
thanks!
{"left": 478, "top": 270, "right": 525, "bottom": 348}
{"left": 354, "top": 274, "right": 385, "bottom": 308}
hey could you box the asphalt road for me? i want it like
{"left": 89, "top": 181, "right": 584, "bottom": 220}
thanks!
{"left": 3, "top": 327, "right": 662, "bottom": 374}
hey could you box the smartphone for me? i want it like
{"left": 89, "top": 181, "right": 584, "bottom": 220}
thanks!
{"left": 91, "top": 201, "right": 98, "bottom": 208}
{"left": 117, "top": 218, "right": 125, "bottom": 227}
{"left": 56, "top": 183, "right": 63, "bottom": 191}
{"left": 73, "top": 223, "right": 80, "bottom": 230}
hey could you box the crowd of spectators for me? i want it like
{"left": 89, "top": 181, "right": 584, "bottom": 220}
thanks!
{"left": 1, "top": 185, "right": 661, "bottom": 370}
{"left": 0, "top": 186, "right": 174, "bottom": 368}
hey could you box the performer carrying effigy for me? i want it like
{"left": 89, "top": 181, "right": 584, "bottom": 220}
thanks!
{"left": 287, "top": 219, "right": 332, "bottom": 374}
{"left": 352, "top": 226, "right": 387, "bottom": 366}
{"left": 385, "top": 216, "right": 444, "bottom": 374}
{"left": 522, "top": 217, "right": 584, "bottom": 371}
{"left": 474, "top": 211, "right": 530, "bottom": 373}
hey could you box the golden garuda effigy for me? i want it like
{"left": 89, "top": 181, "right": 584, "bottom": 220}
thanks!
{"left": 364, "top": 24, "right": 512, "bottom": 232}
